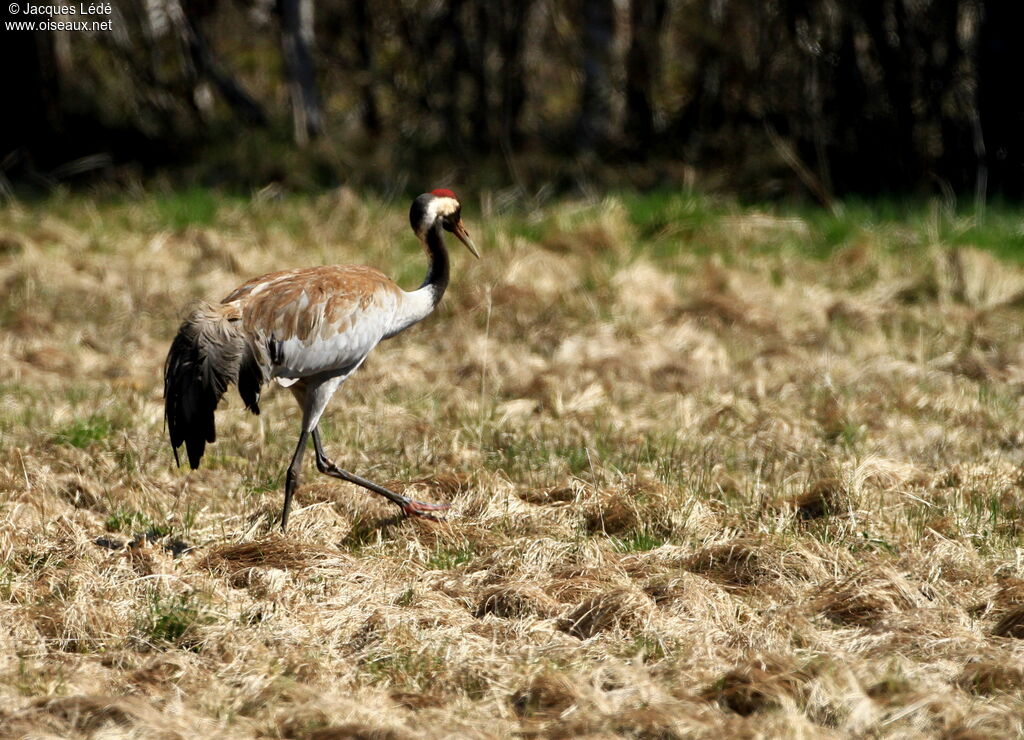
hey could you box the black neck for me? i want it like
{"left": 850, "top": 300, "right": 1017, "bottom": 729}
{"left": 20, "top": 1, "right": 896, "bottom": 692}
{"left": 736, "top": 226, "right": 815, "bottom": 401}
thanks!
{"left": 419, "top": 222, "right": 450, "bottom": 307}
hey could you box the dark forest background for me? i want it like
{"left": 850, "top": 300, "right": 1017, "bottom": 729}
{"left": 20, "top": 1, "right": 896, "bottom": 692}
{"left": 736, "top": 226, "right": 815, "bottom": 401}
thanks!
{"left": 3, "top": 0, "right": 1023, "bottom": 202}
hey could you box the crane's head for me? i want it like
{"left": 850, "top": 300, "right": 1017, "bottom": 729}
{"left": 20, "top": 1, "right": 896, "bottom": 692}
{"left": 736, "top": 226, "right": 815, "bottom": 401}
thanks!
{"left": 410, "top": 189, "right": 480, "bottom": 258}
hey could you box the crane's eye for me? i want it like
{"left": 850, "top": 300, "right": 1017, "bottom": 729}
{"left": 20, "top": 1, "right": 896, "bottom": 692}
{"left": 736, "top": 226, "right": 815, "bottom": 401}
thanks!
{"left": 441, "top": 207, "right": 461, "bottom": 231}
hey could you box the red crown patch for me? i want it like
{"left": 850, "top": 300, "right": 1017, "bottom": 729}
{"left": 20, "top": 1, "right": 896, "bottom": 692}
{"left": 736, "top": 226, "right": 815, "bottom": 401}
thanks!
{"left": 431, "top": 188, "right": 458, "bottom": 199}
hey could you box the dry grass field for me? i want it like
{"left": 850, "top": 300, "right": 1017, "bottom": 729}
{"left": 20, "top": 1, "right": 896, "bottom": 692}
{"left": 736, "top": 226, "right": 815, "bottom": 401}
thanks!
{"left": 3, "top": 188, "right": 1024, "bottom": 738}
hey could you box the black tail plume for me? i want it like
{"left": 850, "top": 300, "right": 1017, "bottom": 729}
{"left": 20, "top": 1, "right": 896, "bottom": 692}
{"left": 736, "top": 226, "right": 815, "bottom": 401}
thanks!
{"left": 164, "top": 302, "right": 264, "bottom": 469}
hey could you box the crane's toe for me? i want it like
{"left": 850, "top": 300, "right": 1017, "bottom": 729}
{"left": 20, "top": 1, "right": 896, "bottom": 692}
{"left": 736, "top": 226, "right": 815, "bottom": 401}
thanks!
{"left": 400, "top": 498, "right": 452, "bottom": 521}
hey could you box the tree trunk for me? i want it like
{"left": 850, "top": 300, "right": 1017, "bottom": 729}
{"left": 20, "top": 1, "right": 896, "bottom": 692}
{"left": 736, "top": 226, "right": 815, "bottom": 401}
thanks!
{"left": 576, "top": 0, "right": 616, "bottom": 151}
{"left": 930, "top": 0, "right": 972, "bottom": 193}
{"left": 977, "top": 0, "right": 1024, "bottom": 197}
{"left": 470, "top": 3, "right": 492, "bottom": 148}
{"left": 669, "top": 0, "right": 727, "bottom": 152}
{"left": 498, "top": 2, "right": 532, "bottom": 149}
{"left": 352, "top": 0, "right": 380, "bottom": 135}
{"left": 829, "top": 12, "right": 868, "bottom": 193}
{"left": 861, "top": 2, "right": 916, "bottom": 190}
{"left": 625, "top": 0, "right": 667, "bottom": 151}
{"left": 0, "top": 29, "right": 57, "bottom": 164}
{"left": 278, "top": 0, "right": 322, "bottom": 145}
{"left": 441, "top": 0, "right": 470, "bottom": 154}
{"left": 174, "top": 1, "right": 267, "bottom": 126}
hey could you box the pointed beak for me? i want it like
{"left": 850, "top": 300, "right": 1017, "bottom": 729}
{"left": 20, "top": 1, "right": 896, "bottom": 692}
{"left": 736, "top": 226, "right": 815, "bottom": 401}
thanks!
{"left": 452, "top": 219, "right": 480, "bottom": 258}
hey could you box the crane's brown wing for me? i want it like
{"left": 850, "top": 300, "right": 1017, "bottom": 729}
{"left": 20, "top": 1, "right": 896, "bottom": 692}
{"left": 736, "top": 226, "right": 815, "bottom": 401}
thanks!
{"left": 225, "top": 265, "right": 403, "bottom": 380}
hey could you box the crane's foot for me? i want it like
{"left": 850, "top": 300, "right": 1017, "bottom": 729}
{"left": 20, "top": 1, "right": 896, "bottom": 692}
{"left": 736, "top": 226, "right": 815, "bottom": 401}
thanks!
{"left": 312, "top": 443, "right": 451, "bottom": 521}
{"left": 399, "top": 498, "right": 451, "bottom": 521}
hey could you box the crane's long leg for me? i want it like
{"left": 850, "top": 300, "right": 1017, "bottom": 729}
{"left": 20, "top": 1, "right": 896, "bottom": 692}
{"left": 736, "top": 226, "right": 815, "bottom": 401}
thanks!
{"left": 281, "top": 429, "right": 309, "bottom": 532}
{"left": 311, "top": 428, "right": 450, "bottom": 520}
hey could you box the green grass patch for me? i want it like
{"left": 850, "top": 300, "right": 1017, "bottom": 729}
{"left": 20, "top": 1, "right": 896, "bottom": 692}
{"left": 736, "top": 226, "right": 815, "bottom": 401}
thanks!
{"left": 52, "top": 415, "right": 115, "bottom": 448}
{"left": 620, "top": 190, "right": 720, "bottom": 240}
{"left": 362, "top": 649, "right": 436, "bottom": 684}
{"left": 616, "top": 192, "right": 1024, "bottom": 264}
{"left": 242, "top": 471, "right": 284, "bottom": 498}
{"left": 360, "top": 647, "right": 469, "bottom": 693}
{"left": 488, "top": 428, "right": 629, "bottom": 481}
{"left": 140, "top": 591, "right": 209, "bottom": 651}
{"left": 612, "top": 530, "right": 665, "bottom": 553}
{"left": 152, "top": 187, "right": 225, "bottom": 230}
{"left": 624, "top": 634, "right": 667, "bottom": 662}
{"left": 426, "top": 546, "right": 474, "bottom": 570}
{"left": 104, "top": 508, "right": 170, "bottom": 537}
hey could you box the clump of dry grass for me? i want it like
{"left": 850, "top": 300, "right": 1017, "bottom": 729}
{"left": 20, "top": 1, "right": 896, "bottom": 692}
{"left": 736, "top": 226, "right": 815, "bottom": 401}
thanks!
{"left": 203, "top": 537, "right": 348, "bottom": 573}
{"left": 780, "top": 477, "right": 850, "bottom": 520}
{"left": 983, "top": 577, "right": 1024, "bottom": 615}
{"left": 7, "top": 695, "right": 160, "bottom": 736}
{"left": 559, "top": 585, "right": 655, "bottom": 638}
{"left": 701, "top": 655, "right": 815, "bottom": 716}
{"left": 818, "top": 567, "right": 929, "bottom": 626}
{"left": 510, "top": 670, "right": 583, "bottom": 718}
{"left": 582, "top": 488, "right": 645, "bottom": 535}
{"left": 957, "top": 661, "right": 1024, "bottom": 695}
{"left": 306, "top": 723, "right": 416, "bottom": 740}
{"left": 992, "top": 607, "right": 1024, "bottom": 639}
{"left": 685, "top": 538, "right": 768, "bottom": 587}
{"left": 683, "top": 536, "right": 843, "bottom": 591}
{"left": 474, "top": 582, "right": 560, "bottom": 619}
{"left": 3, "top": 191, "right": 1024, "bottom": 736}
